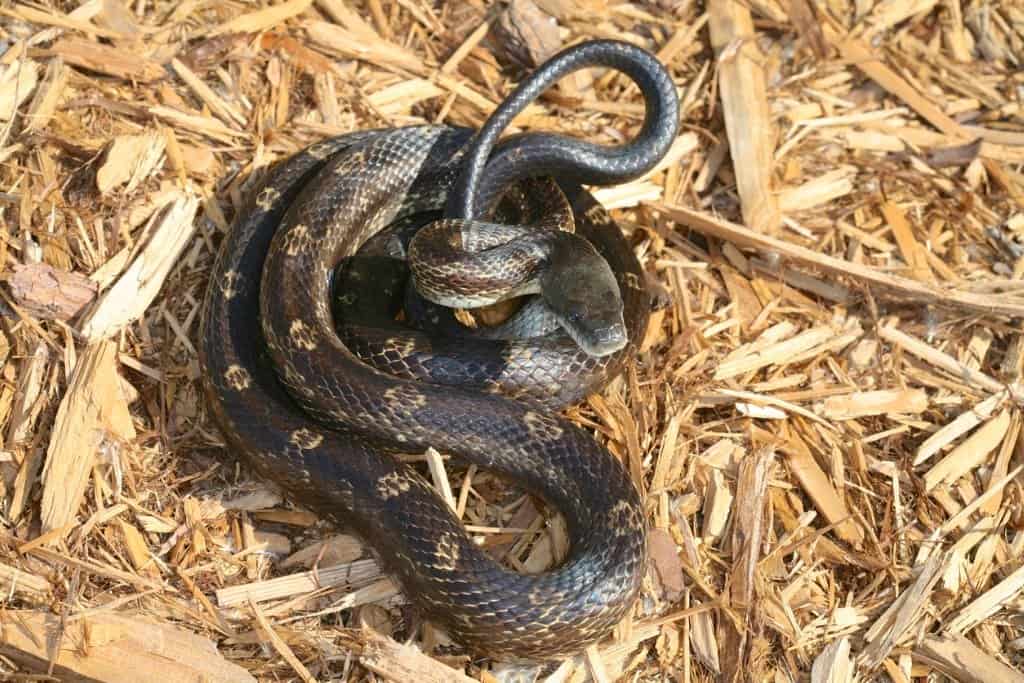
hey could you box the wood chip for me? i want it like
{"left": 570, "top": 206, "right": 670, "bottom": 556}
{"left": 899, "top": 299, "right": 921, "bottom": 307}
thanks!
{"left": 23, "top": 58, "right": 66, "bottom": 132}
{"left": 0, "top": 60, "right": 39, "bottom": 121}
{"left": 781, "top": 428, "right": 864, "bottom": 546}
{"left": 0, "top": 610, "right": 254, "bottom": 683}
{"left": 860, "top": 553, "right": 945, "bottom": 670}
{"left": 915, "top": 632, "right": 1024, "bottom": 683}
{"left": 0, "top": 563, "right": 51, "bottom": 601}
{"left": 708, "top": 0, "right": 780, "bottom": 233}
{"left": 923, "top": 410, "right": 1011, "bottom": 492}
{"left": 721, "top": 447, "right": 772, "bottom": 681}
{"left": 49, "top": 37, "right": 166, "bottom": 83}
{"left": 714, "top": 325, "right": 840, "bottom": 380}
{"left": 215, "top": 559, "right": 383, "bottom": 607}
{"left": 3, "top": 5, "right": 125, "bottom": 40}
{"left": 914, "top": 391, "right": 1007, "bottom": 466}
{"left": 209, "top": 0, "right": 316, "bottom": 37}
{"left": 280, "top": 534, "right": 364, "bottom": 569}
{"left": 39, "top": 341, "right": 134, "bottom": 537}
{"left": 946, "top": 561, "right": 1024, "bottom": 635}
{"left": 811, "top": 636, "right": 853, "bottom": 683}
{"left": 778, "top": 167, "right": 856, "bottom": 212}
{"left": 701, "top": 468, "right": 732, "bottom": 544}
{"left": 820, "top": 389, "right": 928, "bottom": 420}
{"left": 648, "top": 528, "right": 685, "bottom": 601}
{"left": 881, "top": 202, "right": 935, "bottom": 283}
{"left": 79, "top": 195, "right": 199, "bottom": 342}
{"left": 878, "top": 326, "right": 1009, "bottom": 397}
{"left": 493, "top": 0, "right": 561, "bottom": 68}
{"left": 359, "top": 626, "right": 477, "bottom": 682}
{"left": 8, "top": 263, "right": 97, "bottom": 321}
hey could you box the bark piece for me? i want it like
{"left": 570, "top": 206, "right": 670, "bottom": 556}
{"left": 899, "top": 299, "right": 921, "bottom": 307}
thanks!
{"left": 8, "top": 263, "right": 97, "bottom": 321}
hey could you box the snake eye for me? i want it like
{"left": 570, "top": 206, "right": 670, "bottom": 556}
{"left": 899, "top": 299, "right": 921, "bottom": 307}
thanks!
{"left": 564, "top": 302, "right": 587, "bottom": 324}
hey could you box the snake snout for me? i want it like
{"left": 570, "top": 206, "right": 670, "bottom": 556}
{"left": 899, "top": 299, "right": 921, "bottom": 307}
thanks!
{"left": 581, "top": 320, "right": 628, "bottom": 357}
{"left": 556, "top": 294, "right": 628, "bottom": 357}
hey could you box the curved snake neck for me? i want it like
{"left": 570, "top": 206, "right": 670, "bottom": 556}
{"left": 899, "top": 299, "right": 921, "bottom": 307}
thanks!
{"left": 199, "top": 40, "right": 678, "bottom": 659}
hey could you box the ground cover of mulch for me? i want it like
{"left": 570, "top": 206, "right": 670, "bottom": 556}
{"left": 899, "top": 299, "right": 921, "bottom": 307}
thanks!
{"left": 2, "top": 0, "right": 1024, "bottom": 681}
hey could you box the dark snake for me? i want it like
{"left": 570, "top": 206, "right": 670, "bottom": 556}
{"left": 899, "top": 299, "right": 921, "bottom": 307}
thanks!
{"left": 199, "top": 40, "right": 678, "bottom": 659}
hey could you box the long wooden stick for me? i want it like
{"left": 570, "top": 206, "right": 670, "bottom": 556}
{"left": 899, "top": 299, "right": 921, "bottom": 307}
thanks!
{"left": 654, "top": 202, "right": 1024, "bottom": 319}
{"left": 707, "top": 0, "right": 780, "bottom": 234}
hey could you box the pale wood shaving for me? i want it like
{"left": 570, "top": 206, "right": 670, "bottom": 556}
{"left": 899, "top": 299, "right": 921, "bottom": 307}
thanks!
{"left": 810, "top": 636, "right": 853, "bottom": 683}
{"left": 708, "top": 0, "right": 780, "bottom": 234}
{"left": 914, "top": 390, "right": 1008, "bottom": 466}
{"left": 216, "top": 559, "right": 383, "bottom": 607}
{"left": 96, "top": 133, "right": 166, "bottom": 195}
{"left": 859, "top": 553, "right": 946, "bottom": 669}
{"left": 359, "top": 626, "right": 477, "bottom": 683}
{"left": 819, "top": 388, "right": 928, "bottom": 420}
{"left": 946, "top": 561, "right": 1024, "bottom": 636}
{"left": 209, "top": 0, "right": 316, "bottom": 37}
{"left": 79, "top": 195, "right": 199, "bottom": 342}
{"left": 22, "top": 57, "right": 64, "bottom": 133}
{"left": 39, "top": 340, "right": 134, "bottom": 537}
{"left": 0, "top": 59, "right": 39, "bottom": 121}
{"left": 48, "top": 37, "right": 165, "bottom": 83}
{"left": 0, "top": 562, "right": 51, "bottom": 601}
{"left": 915, "top": 632, "right": 1024, "bottom": 683}
{"left": 922, "top": 410, "right": 1012, "bottom": 492}
{"left": 0, "top": 611, "right": 256, "bottom": 683}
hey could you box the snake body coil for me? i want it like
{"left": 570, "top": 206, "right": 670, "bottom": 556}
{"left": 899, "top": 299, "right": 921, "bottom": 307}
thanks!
{"left": 200, "top": 41, "right": 678, "bottom": 658}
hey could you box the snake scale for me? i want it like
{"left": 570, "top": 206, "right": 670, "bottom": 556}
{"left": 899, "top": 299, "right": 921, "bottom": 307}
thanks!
{"left": 199, "top": 40, "right": 679, "bottom": 659}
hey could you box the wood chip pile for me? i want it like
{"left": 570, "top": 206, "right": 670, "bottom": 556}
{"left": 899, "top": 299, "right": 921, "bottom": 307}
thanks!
{"left": 1, "top": 0, "right": 1023, "bottom": 680}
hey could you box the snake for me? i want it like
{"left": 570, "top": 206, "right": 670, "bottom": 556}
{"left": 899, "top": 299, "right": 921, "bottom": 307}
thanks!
{"left": 199, "top": 40, "right": 679, "bottom": 659}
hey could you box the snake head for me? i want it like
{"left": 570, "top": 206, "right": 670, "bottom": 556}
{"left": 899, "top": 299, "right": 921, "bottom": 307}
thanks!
{"left": 542, "top": 235, "right": 628, "bottom": 357}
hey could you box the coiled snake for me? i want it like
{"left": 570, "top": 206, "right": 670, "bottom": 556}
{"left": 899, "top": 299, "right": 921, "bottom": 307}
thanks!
{"left": 199, "top": 40, "right": 678, "bottom": 659}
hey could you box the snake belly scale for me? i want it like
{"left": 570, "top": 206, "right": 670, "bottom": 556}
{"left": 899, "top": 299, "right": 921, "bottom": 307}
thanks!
{"left": 200, "top": 40, "right": 678, "bottom": 658}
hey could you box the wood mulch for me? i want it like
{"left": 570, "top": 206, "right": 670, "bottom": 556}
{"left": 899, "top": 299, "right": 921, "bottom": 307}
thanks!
{"left": 1, "top": 0, "right": 1024, "bottom": 680}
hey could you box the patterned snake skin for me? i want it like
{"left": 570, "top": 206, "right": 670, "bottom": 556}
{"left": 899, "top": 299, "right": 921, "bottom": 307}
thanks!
{"left": 199, "top": 40, "right": 678, "bottom": 659}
